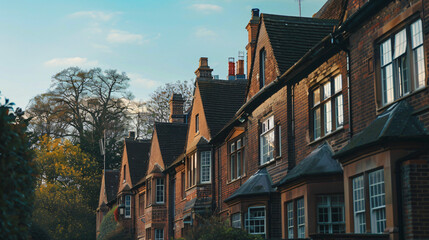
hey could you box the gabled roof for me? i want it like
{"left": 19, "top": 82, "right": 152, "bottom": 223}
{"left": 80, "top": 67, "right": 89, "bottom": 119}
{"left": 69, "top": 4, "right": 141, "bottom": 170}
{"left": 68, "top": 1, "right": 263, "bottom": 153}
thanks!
{"left": 198, "top": 79, "right": 247, "bottom": 138}
{"left": 154, "top": 122, "right": 188, "bottom": 167}
{"left": 104, "top": 170, "right": 119, "bottom": 203}
{"left": 125, "top": 139, "right": 151, "bottom": 186}
{"left": 275, "top": 142, "right": 342, "bottom": 188}
{"left": 262, "top": 14, "right": 338, "bottom": 75}
{"left": 334, "top": 101, "right": 429, "bottom": 158}
{"left": 225, "top": 168, "right": 275, "bottom": 203}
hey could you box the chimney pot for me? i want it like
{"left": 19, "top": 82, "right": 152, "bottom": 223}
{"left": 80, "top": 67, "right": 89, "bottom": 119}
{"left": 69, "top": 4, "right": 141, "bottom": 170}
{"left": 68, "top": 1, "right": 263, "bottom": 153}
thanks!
{"left": 128, "top": 131, "right": 135, "bottom": 140}
{"left": 228, "top": 57, "right": 235, "bottom": 80}
{"left": 252, "top": 8, "right": 260, "bottom": 18}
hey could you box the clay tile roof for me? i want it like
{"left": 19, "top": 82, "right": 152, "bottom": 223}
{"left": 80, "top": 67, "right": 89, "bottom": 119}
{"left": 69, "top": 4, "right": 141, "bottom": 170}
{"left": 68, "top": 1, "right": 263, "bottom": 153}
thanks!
{"left": 262, "top": 14, "right": 337, "bottom": 75}
{"left": 154, "top": 122, "right": 188, "bottom": 167}
{"left": 125, "top": 139, "right": 151, "bottom": 186}
{"left": 197, "top": 79, "right": 248, "bottom": 137}
{"left": 104, "top": 169, "right": 119, "bottom": 203}
{"left": 225, "top": 168, "right": 275, "bottom": 203}
{"left": 334, "top": 101, "right": 429, "bottom": 158}
{"left": 275, "top": 142, "right": 342, "bottom": 188}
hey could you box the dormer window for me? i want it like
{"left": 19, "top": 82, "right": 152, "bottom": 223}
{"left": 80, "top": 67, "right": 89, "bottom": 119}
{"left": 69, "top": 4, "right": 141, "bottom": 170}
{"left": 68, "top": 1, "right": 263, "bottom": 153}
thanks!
{"left": 260, "top": 49, "right": 266, "bottom": 89}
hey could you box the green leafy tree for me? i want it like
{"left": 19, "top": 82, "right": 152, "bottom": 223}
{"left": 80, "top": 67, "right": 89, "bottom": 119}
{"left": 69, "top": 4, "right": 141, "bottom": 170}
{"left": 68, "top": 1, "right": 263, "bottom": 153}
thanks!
{"left": 0, "top": 96, "right": 35, "bottom": 240}
{"left": 32, "top": 136, "right": 99, "bottom": 240}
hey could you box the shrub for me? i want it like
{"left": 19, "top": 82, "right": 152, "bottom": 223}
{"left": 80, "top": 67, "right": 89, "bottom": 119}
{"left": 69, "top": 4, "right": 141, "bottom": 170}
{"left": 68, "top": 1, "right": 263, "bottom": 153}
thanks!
{"left": 184, "top": 215, "right": 263, "bottom": 240}
{"left": 97, "top": 206, "right": 119, "bottom": 240}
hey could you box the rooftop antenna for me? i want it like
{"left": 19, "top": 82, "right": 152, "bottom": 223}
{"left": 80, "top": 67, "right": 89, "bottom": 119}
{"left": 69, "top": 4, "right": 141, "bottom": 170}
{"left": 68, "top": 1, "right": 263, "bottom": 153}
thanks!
{"left": 297, "top": 0, "right": 302, "bottom": 17}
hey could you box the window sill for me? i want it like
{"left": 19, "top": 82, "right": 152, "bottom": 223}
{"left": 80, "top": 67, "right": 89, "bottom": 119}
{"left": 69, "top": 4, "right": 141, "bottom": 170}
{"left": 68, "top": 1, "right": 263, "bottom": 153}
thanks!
{"left": 259, "top": 159, "right": 276, "bottom": 169}
{"left": 376, "top": 86, "right": 428, "bottom": 114}
{"left": 227, "top": 175, "right": 246, "bottom": 185}
{"left": 309, "top": 127, "right": 344, "bottom": 146}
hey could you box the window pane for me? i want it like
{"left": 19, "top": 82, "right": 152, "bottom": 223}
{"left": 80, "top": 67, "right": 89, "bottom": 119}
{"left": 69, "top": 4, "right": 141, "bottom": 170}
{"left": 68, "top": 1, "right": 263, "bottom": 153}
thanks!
{"left": 245, "top": 207, "right": 266, "bottom": 235}
{"left": 314, "top": 107, "right": 321, "bottom": 139}
{"left": 314, "top": 88, "right": 320, "bottom": 106}
{"left": 317, "top": 195, "right": 345, "bottom": 234}
{"left": 237, "top": 139, "right": 242, "bottom": 149}
{"left": 287, "top": 202, "right": 294, "bottom": 239}
{"left": 369, "top": 169, "right": 386, "bottom": 233}
{"left": 125, "top": 195, "right": 131, "bottom": 218}
{"left": 414, "top": 46, "right": 425, "bottom": 89}
{"left": 231, "top": 142, "right": 236, "bottom": 152}
{"left": 156, "top": 178, "right": 164, "bottom": 203}
{"left": 394, "top": 29, "right": 407, "bottom": 58}
{"left": 323, "top": 82, "right": 331, "bottom": 99}
{"left": 382, "top": 64, "right": 394, "bottom": 104}
{"left": 411, "top": 19, "right": 423, "bottom": 48}
{"left": 334, "top": 75, "right": 342, "bottom": 93}
{"left": 232, "top": 213, "right": 241, "bottom": 228}
{"left": 324, "top": 100, "right": 332, "bottom": 134}
{"left": 155, "top": 229, "right": 164, "bottom": 240}
{"left": 237, "top": 151, "right": 241, "bottom": 178}
{"left": 335, "top": 95, "right": 344, "bottom": 128}
{"left": 201, "top": 151, "right": 211, "bottom": 183}
{"left": 381, "top": 39, "right": 392, "bottom": 66}
{"left": 297, "top": 198, "right": 305, "bottom": 238}
{"left": 353, "top": 176, "right": 366, "bottom": 233}
{"left": 260, "top": 129, "right": 274, "bottom": 164}
{"left": 231, "top": 154, "right": 236, "bottom": 180}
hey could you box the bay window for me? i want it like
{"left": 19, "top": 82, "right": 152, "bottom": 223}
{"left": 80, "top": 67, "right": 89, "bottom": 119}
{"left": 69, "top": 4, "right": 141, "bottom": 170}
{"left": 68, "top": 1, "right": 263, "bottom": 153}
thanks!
{"left": 379, "top": 19, "right": 425, "bottom": 106}
{"left": 155, "top": 228, "right": 164, "bottom": 240}
{"left": 352, "top": 169, "right": 386, "bottom": 233}
{"left": 287, "top": 201, "right": 294, "bottom": 239}
{"left": 156, "top": 178, "right": 165, "bottom": 204}
{"left": 245, "top": 206, "right": 266, "bottom": 236}
{"left": 200, "top": 151, "right": 211, "bottom": 184}
{"left": 231, "top": 213, "right": 241, "bottom": 229}
{"left": 317, "top": 195, "right": 345, "bottom": 233}
{"left": 297, "top": 198, "right": 305, "bottom": 238}
{"left": 125, "top": 195, "right": 131, "bottom": 218}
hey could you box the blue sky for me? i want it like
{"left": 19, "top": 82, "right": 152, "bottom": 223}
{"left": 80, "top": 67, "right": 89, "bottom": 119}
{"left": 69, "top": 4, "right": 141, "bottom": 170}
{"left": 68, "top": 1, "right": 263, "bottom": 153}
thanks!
{"left": 0, "top": 0, "right": 327, "bottom": 109}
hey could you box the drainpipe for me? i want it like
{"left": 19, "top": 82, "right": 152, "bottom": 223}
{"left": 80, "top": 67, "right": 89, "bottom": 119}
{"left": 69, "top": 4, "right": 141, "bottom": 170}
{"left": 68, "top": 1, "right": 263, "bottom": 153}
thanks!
{"left": 287, "top": 83, "right": 296, "bottom": 170}
{"left": 344, "top": 48, "right": 353, "bottom": 138}
{"left": 217, "top": 147, "right": 221, "bottom": 212}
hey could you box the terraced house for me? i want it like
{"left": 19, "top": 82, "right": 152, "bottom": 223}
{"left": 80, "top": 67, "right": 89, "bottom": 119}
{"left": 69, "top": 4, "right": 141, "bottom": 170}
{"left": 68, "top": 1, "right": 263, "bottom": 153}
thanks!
{"left": 97, "top": 0, "right": 429, "bottom": 239}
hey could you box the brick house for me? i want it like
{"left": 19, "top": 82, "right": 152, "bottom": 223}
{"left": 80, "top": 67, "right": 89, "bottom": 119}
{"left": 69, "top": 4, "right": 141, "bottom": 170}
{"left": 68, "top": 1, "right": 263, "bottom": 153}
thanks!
{"left": 97, "top": 0, "right": 429, "bottom": 239}
{"left": 96, "top": 169, "right": 119, "bottom": 237}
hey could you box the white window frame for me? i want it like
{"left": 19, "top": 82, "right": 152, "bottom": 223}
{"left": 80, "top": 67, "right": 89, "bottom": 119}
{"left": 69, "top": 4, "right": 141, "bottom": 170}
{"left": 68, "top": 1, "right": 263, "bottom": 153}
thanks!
{"left": 200, "top": 151, "right": 211, "bottom": 184}
{"left": 379, "top": 19, "right": 426, "bottom": 106}
{"left": 231, "top": 213, "right": 241, "bottom": 229}
{"left": 155, "top": 228, "right": 164, "bottom": 240}
{"left": 297, "top": 198, "right": 305, "bottom": 238}
{"left": 156, "top": 178, "right": 165, "bottom": 204}
{"left": 352, "top": 175, "right": 366, "bottom": 233}
{"left": 369, "top": 169, "right": 386, "bottom": 233}
{"left": 125, "top": 195, "right": 131, "bottom": 218}
{"left": 287, "top": 201, "right": 294, "bottom": 239}
{"left": 260, "top": 116, "right": 275, "bottom": 165}
{"left": 245, "top": 206, "right": 266, "bottom": 235}
{"left": 317, "top": 195, "right": 345, "bottom": 234}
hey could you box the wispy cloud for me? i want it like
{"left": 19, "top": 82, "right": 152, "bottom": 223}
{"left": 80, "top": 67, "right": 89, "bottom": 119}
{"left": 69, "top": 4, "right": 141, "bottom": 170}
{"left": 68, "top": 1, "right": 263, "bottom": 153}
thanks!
{"left": 91, "top": 44, "right": 111, "bottom": 53}
{"left": 107, "top": 30, "right": 144, "bottom": 44}
{"left": 195, "top": 27, "right": 217, "bottom": 38}
{"left": 189, "top": 4, "right": 222, "bottom": 13}
{"left": 44, "top": 57, "right": 99, "bottom": 67}
{"left": 69, "top": 11, "right": 121, "bottom": 21}
{"left": 128, "top": 73, "right": 160, "bottom": 89}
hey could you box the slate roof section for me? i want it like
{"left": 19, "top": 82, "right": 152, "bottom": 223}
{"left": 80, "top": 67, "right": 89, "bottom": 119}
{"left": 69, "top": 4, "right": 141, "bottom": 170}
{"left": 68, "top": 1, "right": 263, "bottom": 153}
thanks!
{"left": 225, "top": 168, "right": 275, "bottom": 203}
{"left": 262, "top": 14, "right": 337, "bottom": 75}
{"left": 275, "top": 142, "right": 342, "bottom": 188}
{"left": 154, "top": 122, "right": 188, "bottom": 167}
{"left": 104, "top": 169, "right": 119, "bottom": 203}
{"left": 334, "top": 101, "right": 429, "bottom": 158}
{"left": 125, "top": 139, "right": 151, "bottom": 186}
{"left": 198, "top": 79, "right": 248, "bottom": 138}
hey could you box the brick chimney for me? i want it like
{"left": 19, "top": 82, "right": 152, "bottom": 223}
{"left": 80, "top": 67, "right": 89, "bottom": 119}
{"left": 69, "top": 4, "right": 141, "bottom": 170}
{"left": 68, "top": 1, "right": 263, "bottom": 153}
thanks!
{"left": 169, "top": 93, "right": 185, "bottom": 123}
{"left": 246, "top": 8, "right": 260, "bottom": 78}
{"left": 236, "top": 51, "right": 246, "bottom": 79}
{"left": 228, "top": 57, "right": 235, "bottom": 80}
{"left": 195, "top": 57, "right": 213, "bottom": 79}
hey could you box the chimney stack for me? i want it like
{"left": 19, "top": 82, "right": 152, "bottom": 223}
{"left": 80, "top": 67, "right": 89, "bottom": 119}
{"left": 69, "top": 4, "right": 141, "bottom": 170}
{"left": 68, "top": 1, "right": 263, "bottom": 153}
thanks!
{"left": 228, "top": 57, "right": 235, "bottom": 80}
{"left": 195, "top": 57, "right": 213, "bottom": 79}
{"left": 128, "top": 131, "right": 136, "bottom": 140}
{"left": 169, "top": 93, "right": 185, "bottom": 123}
{"left": 246, "top": 8, "right": 260, "bottom": 78}
{"left": 236, "top": 51, "right": 246, "bottom": 79}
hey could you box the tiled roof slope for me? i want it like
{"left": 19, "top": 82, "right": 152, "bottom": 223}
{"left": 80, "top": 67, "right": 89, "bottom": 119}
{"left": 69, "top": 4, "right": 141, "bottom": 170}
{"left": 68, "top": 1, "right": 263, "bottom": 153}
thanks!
{"left": 275, "top": 142, "right": 342, "bottom": 187}
{"left": 225, "top": 168, "right": 275, "bottom": 202}
{"left": 262, "top": 14, "right": 337, "bottom": 74}
{"left": 198, "top": 79, "right": 248, "bottom": 138}
{"left": 104, "top": 169, "right": 119, "bottom": 203}
{"left": 313, "top": 0, "right": 344, "bottom": 20}
{"left": 154, "top": 122, "right": 188, "bottom": 167}
{"left": 125, "top": 139, "right": 151, "bottom": 186}
{"left": 334, "top": 101, "right": 429, "bottom": 158}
